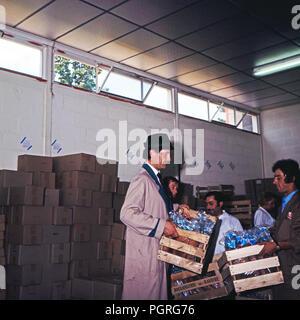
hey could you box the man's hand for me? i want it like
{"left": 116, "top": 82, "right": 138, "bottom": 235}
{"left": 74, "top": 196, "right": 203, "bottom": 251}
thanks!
{"left": 163, "top": 221, "right": 178, "bottom": 238}
{"left": 178, "top": 204, "right": 192, "bottom": 219}
{"left": 259, "top": 241, "right": 277, "bottom": 256}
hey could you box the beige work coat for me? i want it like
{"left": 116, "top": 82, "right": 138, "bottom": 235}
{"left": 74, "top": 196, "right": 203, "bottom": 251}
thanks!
{"left": 120, "top": 166, "right": 168, "bottom": 300}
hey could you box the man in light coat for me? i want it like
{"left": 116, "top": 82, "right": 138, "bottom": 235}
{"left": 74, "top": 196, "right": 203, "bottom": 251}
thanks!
{"left": 120, "top": 133, "right": 178, "bottom": 300}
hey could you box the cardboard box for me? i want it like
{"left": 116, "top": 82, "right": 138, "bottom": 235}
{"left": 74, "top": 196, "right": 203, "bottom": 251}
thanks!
{"left": 69, "top": 260, "right": 89, "bottom": 279}
{"left": 7, "top": 244, "right": 49, "bottom": 265}
{"left": 72, "top": 207, "right": 98, "bottom": 224}
{"left": 0, "top": 256, "right": 5, "bottom": 265}
{"left": 95, "top": 158, "right": 118, "bottom": 177}
{"left": 42, "top": 263, "right": 69, "bottom": 282}
{"left": 0, "top": 170, "right": 32, "bottom": 187}
{"left": 7, "top": 225, "right": 42, "bottom": 245}
{"left": 88, "top": 259, "right": 111, "bottom": 277}
{"left": 61, "top": 171, "right": 100, "bottom": 191}
{"left": 111, "top": 223, "right": 126, "bottom": 240}
{"left": 51, "top": 280, "right": 71, "bottom": 300}
{"left": 92, "top": 191, "right": 113, "bottom": 208}
{"left": 100, "top": 174, "right": 117, "bottom": 193}
{"left": 32, "top": 172, "right": 55, "bottom": 189}
{"left": 111, "top": 254, "right": 125, "bottom": 275}
{"left": 53, "top": 153, "right": 95, "bottom": 173}
{"left": 0, "top": 232, "right": 4, "bottom": 241}
{"left": 52, "top": 207, "right": 73, "bottom": 225}
{"left": 6, "top": 264, "right": 42, "bottom": 285}
{"left": 11, "top": 206, "right": 52, "bottom": 225}
{"left": 71, "top": 224, "right": 90, "bottom": 242}
{"left": 0, "top": 240, "right": 3, "bottom": 248}
{"left": 98, "top": 208, "right": 114, "bottom": 225}
{"left": 44, "top": 189, "right": 60, "bottom": 207}
{"left": 42, "top": 225, "right": 70, "bottom": 244}
{"left": 113, "top": 194, "right": 125, "bottom": 213}
{"left": 93, "top": 275, "right": 123, "bottom": 300}
{"left": 7, "top": 284, "right": 41, "bottom": 300}
{"left": 117, "top": 181, "right": 130, "bottom": 195}
{"left": 70, "top": 242, "right": 98, "bottom": 260}
{"left": 112, "top": 239, "right": 126, "bottom": 256}
{"left": 0, "top": 187, "right": 10, "bottom": 205}
{"left": 90, "top": 225, "right": 111, "bottom": 242}
{"left": 61, "top": 188, "right": 92, "bottom": 207}
{"left": 71, "top": 278, "right": 94, "bottom": 300}
{"left": 18, "top": 155, "right": 53, "bottom": 172}
{"left": 9, "top": 186, "right": 44, "bottom": 206}
{"left": 0, "top": 222, "right": 4, "bottom": 232}
{"left": 97, "top": 241, "right": 113, "bottom": 260}
{"left": 50, "top": 243, "right": 70, "bottom": 264}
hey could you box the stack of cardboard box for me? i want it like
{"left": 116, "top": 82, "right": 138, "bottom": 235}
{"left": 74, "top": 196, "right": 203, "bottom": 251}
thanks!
{"left": 1, "top": 153, "right": 128, "bottom": 300}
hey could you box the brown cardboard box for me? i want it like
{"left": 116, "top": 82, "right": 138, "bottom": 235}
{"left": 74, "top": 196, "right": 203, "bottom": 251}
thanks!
{"left": 7, "top": 244, "right": 49, "bottom": 265}
{"left": 88, "top": 259, "right": 111, "bottom": 277}
{"left": 113, "top": 194, "right": 125, "bottom": 213}
{"left": 0, "top": 187, "right": 10, "bottom": 205}
{"left": 98, "top": 208, "right": 114, "bottom": 225}
{"left": 92, "top": 191, "right": 113, "bottom": 208}
{"left": 71, "top": 278, "right": 94, "bottom": 300}
{"left": 51, "top": 280, "right": 71, "bottom": 300}
{"left": 6, "top": 264, "right": 42, "bottom": 285}
{"left": 18, "top": 155, "right": 53, "bottom": 172}
{"left": 95, "top": 158, "right": 118, "bottom": 177}
{"left": 97, "top": 241, "right": 113, "bottom": 260}
{"left": 72, "top": 207, "right": 98, "bottom": 224}
{"left": 44, "top": 189, "right": 60, "bottom": 207}
{"left": 11, "top": 206, "right": 52, "bottom": 225}
{"left": 7, "top": 225, "right": 42, "bottom": 245}
{"left": 117, "top": 181, "right": 130, "bottom": 195}
{"left": 52, "top": 207, "right": 73, "bottom": 225}
{"left": 111, "top": 254, "right": 125, "bottom": 275}
{"left": 90, "top": 225, "right": 111, "bottom": 242}
{"left": 0, "top": 240, "right": 3, "bottom": 248}
{"left": 61, "top": 188, "right": 92, "bottom": 207}
{"left": 7, "top": 284, "right": 41, "bottom": 300}
{"left": 93, "top": 275, "right": 122, "bottom": 300}
{"left": 50, "top": 243, "right": 70, "bottom": 264}
{"left": 0, "top": 222, "right": 4, "bottom": 232}
{"left": 112, "top": 239, "right": 126, "bottom": 256}
{"left": 71, "top": 224, "right": 90, "bottom": 242}
{"left": 0, "top": 231, "right": 4, "bottom": 241}
{"left": 32, "top": 172, "right": 55, "bottom": 189}
{"left": 9, "top": 186, "right": 44, "bottom": 206}
{"left": 42, "top": 263, "right": 69, "bottom": 282}
{"left": 0, "top": 256, "right": 5, "bottom": 265}
{"left": 69, "top": 260, "right": 89, "bottom": 279}
{"left": 42, "top": 225, "right": 70, "bottom": 244}
{"left": 70, "top": 242, "right": 98, "bottom": 260}
{"left": 100, "top": 174, "right": 117, "bottom": 193}
{"left": 0, "top": 170, "right": 32, "bottom": 187}
{"left": 111, "top": 223, "right": 126, "bottom": 240}
{"left": 61, "top": 171, "right": 100, "bottom": 191}
{"left": 53, "top": 153, "right": 95, "bottom": 173}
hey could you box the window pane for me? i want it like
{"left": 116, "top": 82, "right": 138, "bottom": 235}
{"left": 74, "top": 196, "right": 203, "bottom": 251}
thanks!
{"left": 101, "top": 72, "right": 142, "bottom": 100}
{"left": 178, "top": 93, "right": 208, "bottom": 120}
{"left": 0, "top": 38, "right": 42, "bottom": 77}
{"left": 237, "top": 112, "right": 258, "bottom": 133}
{"left": 144, "top": 85, "right": 172, "bottom": 111}
{"left": 142, "top": 80, "right": 153, "bottom": 100}
{"left": 54, "top": 55, "right": 97, "bottom": 91}
{"left": 210, "top": 103, "right": 234, "bottom": 125}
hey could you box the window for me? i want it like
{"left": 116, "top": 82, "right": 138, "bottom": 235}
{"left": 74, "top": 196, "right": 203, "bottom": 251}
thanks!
{"left": 144, "top": 85, "right": 172, "bottom": 111}
{"left": 236, "top": 111, "right": 258, "bottom": 133}
{"left": 54, "top": 55, "right": 97, "bottom": 91}
{"left": 0, "top": 37, "right": 43, "bottom": 77}
{"left": 209, "top": 102, "right": 235, "bottom": 125}
{"left": 178, "top": 93, "right": 208, "bottom": 120}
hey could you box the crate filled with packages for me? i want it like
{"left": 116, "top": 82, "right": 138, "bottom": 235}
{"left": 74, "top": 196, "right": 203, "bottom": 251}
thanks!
{"left": 218, "top": 227, "right": 284, "bottom": 293}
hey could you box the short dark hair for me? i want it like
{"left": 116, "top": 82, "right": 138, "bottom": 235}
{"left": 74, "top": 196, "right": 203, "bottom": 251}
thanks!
{"left": 143, "top": 133, "right": 174, "bottom": 160}
{"left": 162, "top": 176, "right": 179, "bottom": 199}
{"left": 272, "top": 159, "right": 300, "bottom": 187}
{"left": 204, "top": 191, "right": 224, "bottom": 204}
{"left": 259, "top": 192, "right": 277, "bottom": 206}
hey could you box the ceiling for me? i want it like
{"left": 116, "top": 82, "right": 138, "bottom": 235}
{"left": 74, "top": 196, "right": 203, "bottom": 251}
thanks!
{"left": 2, "top": 0, "right": 300, "bottom": 111}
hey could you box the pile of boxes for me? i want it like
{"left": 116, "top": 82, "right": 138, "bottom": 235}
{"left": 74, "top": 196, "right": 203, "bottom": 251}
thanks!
{"left": 0, "top": 153, "right": 129, "bottom": 300}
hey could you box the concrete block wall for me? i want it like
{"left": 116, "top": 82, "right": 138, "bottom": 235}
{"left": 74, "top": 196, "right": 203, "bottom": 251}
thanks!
{"left": 261, "top": 103, "right": 300, "bottom": 178}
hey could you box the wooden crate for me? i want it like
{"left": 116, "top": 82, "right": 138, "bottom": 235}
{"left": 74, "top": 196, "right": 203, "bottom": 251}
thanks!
{"left": 171, "top": 255, "right": 234, "bottom": 300}
{"left": 218, "top": 245, "right": 284, "bottom": 293}
{"left": 224, "top": 200, "right": 253, "bottom": 228}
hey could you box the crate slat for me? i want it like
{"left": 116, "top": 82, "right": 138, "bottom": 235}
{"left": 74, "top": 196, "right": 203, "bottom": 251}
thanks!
{"left": 176, "top": 228, "right": 210, "bottom": 244}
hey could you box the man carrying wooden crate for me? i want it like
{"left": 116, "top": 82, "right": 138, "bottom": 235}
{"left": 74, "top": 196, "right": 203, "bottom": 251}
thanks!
{"left": 261, "top": 159, "right": 300, "bottom": 300}
{"left": 120, "top": 133, "right": 178, "bottom": 300}
{"left": 205, "top": 191, "right": 243, "bottom": 255}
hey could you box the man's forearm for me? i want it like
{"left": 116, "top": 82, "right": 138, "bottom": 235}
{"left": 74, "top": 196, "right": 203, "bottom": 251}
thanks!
{"left": 278, "top": 241, "right": 293, "bottom": 250}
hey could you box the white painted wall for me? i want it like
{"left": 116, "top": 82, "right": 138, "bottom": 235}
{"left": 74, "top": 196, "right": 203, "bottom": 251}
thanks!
{"left": 0, "top": 69, "right": 263, "bottom": 195}
{"left": 261, "top": 103, "right": 300, "bottom": 178}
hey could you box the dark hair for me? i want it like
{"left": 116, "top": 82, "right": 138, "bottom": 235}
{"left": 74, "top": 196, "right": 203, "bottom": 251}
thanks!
{"left": 259, "top": 192, "right": 277, "bottom": 206}
{"left": 204, "top": 191, "right": 224, "bottom": 204}
{"left": 272, "top": 159, "right": 300, "bottom": 188}
{"left": 162, "top": 176, "right": 179, "bottom": 199}
{"left": 143, "top": 133, "right": 174, "bottom": 160}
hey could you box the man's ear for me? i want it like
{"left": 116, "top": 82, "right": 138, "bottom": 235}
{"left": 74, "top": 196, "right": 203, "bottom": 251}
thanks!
{"left": 219, "top": 201, "right": 224, "bottom": 209}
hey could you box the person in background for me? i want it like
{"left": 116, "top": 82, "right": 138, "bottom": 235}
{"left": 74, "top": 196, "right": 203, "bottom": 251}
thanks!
{"left": 205, "top": 191, "right": 243, "bottom": 255}
{"left": 260, "top": 159, "right": 300, "bottom": 300}
{"left": 120, "top": 133, "right": 178, "bottom": 300}
{"left": 254, "top": 192, "right": 277, "bottom": 228}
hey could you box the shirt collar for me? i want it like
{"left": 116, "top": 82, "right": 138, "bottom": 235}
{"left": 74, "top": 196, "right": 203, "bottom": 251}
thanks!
{"left": 282, "top": 189, "right": 298, "bottom": 212}
{"left": 146, "top": 161, "right": 160, "bottom": 177}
